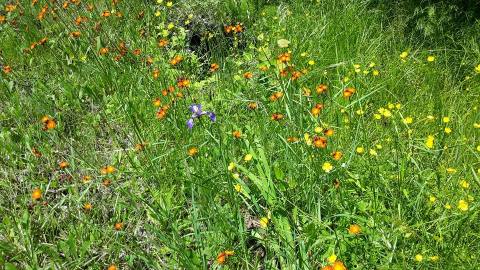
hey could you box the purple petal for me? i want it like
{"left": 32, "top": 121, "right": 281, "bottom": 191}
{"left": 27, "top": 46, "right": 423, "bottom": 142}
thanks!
{"left": 189, "top": 104, "right": 202, "bottom": 115}
{"left": 186, "top": 118, "right": 194, "bottom": 129}
{"left": 207, "top": 112, "right": 216, "bottom": 122}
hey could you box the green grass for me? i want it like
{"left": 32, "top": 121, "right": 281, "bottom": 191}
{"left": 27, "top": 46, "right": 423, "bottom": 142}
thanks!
{"left": 1, "top": 0, "right": 480, "bottom": 269}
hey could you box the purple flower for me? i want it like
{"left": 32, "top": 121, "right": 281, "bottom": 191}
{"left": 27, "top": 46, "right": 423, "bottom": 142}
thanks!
{"left": 187, "top": 104, "right": 216, "bottom": 129}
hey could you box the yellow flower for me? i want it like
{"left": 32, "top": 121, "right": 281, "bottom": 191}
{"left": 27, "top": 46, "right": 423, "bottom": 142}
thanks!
{"left": 234, "top": 184, "right": 242, "bottom": 192}
{"left": 228, "top": 162, "right": 235, "bottom": 171}
{"left": 403, "top": 116, "right": 413, "bottom": 124}
{"left": 308, "top": 60, "right": 315, "bottom": 66}
{"left": 373, "top": 113, "right": 381, "bottom": 120}
{"left": 356, "top": 147, "right": 365, "bottom": 154}
{"left": 244, "top": 154, "right": 253, "bottom": 162}
{"left": 167, "top": 23, "right": 174, "bottom": 30}
{"left": 458, "top": 200, "right": 469, "bottom": 211}
{"left": 442, "top": 116, "right": 450, "bottom": 123}
{"left": 429, "top": 256, "right": 439, "bottom": 262}
{"left": 427, "top": 115, "right": 435, "bottom": 121}
{"left": 304, "top": 133, "right": 312, "bottom": 146}
{"left": 460, "top": 180, "right": 469, "bottom": 189}
{"left": 425, "top": 135, "right": 434, "bottom": 149}
{"left": 372, "top": 69, "right": 379, "bottom": 76}
{"left": 427, "top": 55, "right": 435, "bottom": 62}
{"left": 327, "top": 254, "right": 337, "bottom": 264}
{"left": 445, "top": 203, "right": 451, "bottom": 209}
{"left": 369, "top": 149, "right": 378, "bottom": 156}
{"left": 166, "top": 1, "right": 173, "bottom": 7}
{"left": 415, "top": 254, "right": 423, "bottom": 262}
{"left": 232, "top": 173, "right": 240, "bottom": 180}
{"left": 400, "top": 51, "right": 408, "bottom": 60}
{"left": 446, "top": 167, "right": 456, "bottom": 174}
{"left": 444, "top": 127, "right": 452, "bottom": 134}
{"left": 429, "top": 195, "right": 436, "bottom": 203}
{"left": 314, "top": 127, "right": 323, "bottom": 133}
{"left": 155, "top": 10, "right": 161, "bottom": 16}
{"left": 475, "top": 64, "right": 480, "bottom": 74}
{"left": 475, "top": 123, "right": 480, "bottom": 128}
{"left": 259, "top": 217, "right": 269, "bottom": 228}
{"left": 322, "top": 162, "right": 333, "bottom": 173}
{"left": 476, "top": 145, "right": 480, "bottom": 152}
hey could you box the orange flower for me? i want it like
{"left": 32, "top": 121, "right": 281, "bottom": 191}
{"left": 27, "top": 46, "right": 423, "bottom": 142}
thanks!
{"left": 2, "top": 65, "right": 12, "bottom": 74}
{"left": 348, "top": 224, "right": 361, "bottom": 235}
{"left": 271, "top": 113, "right": 284, "bottom": 121}
{"left": 82, "top": 175, "right": 92, "bottom": 183}
{"left": 5, "top": 4, "right": 16, "bottom": 12}
{"left": 38, "top": 37, "right": 48, "bottom": 45}
{"left": 70, "top": 31, "right": 81, "bottom": 38}
{"left": 62, "top": 1, "right": 69, "bottom": 9}
{"left": 83, "top": 202, "right": 92, "bottom": 211}
{"left": 259, "top": 65, "right": 269, "bottom": 71}
{"left": 187, "top": 147, "right": 198, "bottom": 157}
{"left": 169, "top": 55, "right": 183, "bottom": 66}
{"left": 216, "top": 250, "right": 234, "bottom": 264}
{"left": 322, "top": 266, "right": 334, "bottom": 270}
{"left": 0, "top": 15, "right": 6, "bottom": 24}
{"left": 31, "top": 147, "right": 42, "bottom": 157}
{"left": 291, "top": 71, "right": 302, "bottom": 80}
{"left": 114, "top": 222, "right": 123, "bottom": 231}
{"left": 287, "top": 137, "right": 299, "bottom": 142}
{"left": 32, "top": 188, "right": 42, "bottom": 200}
{"left": 102, "top": 10, "right": 111, "bottom": 17}
{"left": 132, "top": 49, "right": 141, "bottom": 56}
{"left": 37, "top": 5, "right": 48, "bottom": 20}
{"left": 135, "top": 142, "right": 147, "bottom": 151}
{"left": 232, "top": 130, "right": 242, "bottom": 138}
{"left": 158, "top": 39, "right": 169, "bottom": 47}
{"left": 101, "top": 165, "right": 116, "bottom": 175}
{"left": 324, "top": 128, "right": 334, "bottom": 137}
{"left": 103, "top": 179, "right": 112, "bottom": 187}
{"left": 210, "top": 63, "right": 219, "bottom": 72}
{"left": 107, "top": 264, "right": 117, "bottom": 270}
{"left": 243, "top": 72, "right": 253, "bottom": 79}
{"left": 145, "top": 56, "right": 154, "bottom": 66}
{"left": 74, "top": 16, "right": 87, "bottom": 25}
{"left": 99, "top": 47, "right": 109, "bottom": 55}
{"left": 343, "top": 87, "right": 356, "bottom": 98}
{"left": 279, "top": 68, "right": 288, "bottom": 77}
{"left": 332, "top": 151, "right": 343, "bottom": 160}
{"left": 311, "top": 103, "right": 324, "bottom": 116}
{"left": 41, "top": 116, "right": 56, "bottom": 130}
{"left": 269, "top": 91, "right": 284, "bottom": 102}
{"left": 234, "top": 24, "right": 243, "bottom": 33}
{"left": 277, "top": 52, "right": 291, "bottom": 63}
{"left": 224, "top": 25, "right": 234, "bottom": 33}
{"left": 156, "top": 108, "right": 167, "bottom": 119}
{"left": 152, "top": 69, "right": 160, "bottom": 79}
{"left": 313, "top": 136, "right": 327, "bottom": 148}
{"left": 316, "top": 84, "right": 328, "bottom": 94}
{"left": 332, "top": 260, "right": 347, "bottom": 270}
{"left": 248, "top": 102, "right": 258, "bottom": 110}
{"left": 59, "top": 161, "right": 69, "bottom": 169}
{"left": 177, "top": 78, "right": 190, "bottom": 88}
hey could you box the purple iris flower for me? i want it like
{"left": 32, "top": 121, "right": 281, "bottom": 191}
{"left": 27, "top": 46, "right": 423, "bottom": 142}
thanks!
{"left": 187, "top": 104, "right": 216, "bottom": 129}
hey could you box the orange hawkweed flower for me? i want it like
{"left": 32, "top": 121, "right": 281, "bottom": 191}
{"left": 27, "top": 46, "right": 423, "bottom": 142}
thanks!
{"left": 32, "top": 188, "right": 42, "bottom": 200}
{"left": 313, "top": 136, "right": 327, "bottom": 148}
{"left": 62, "top": 1, "right": 69, "bottom": 9}
{"left": 2, "top": 65, "right": 12, "bottom": 74}
{"left": 210, "top": 63, "right": 219, "bottom": 72}
{"left": 37, "top": 5, "right": 48, "bottom": 20}
{"left": 348, "top": 224, "right": 361, "bottom": 235}
{"left": 343, "top": 87, "right": 356, "bottom": 98}
{"left": 324, "top": 128, "right": 334, "bottom": 137}
{"left": 70, "top": 31, "right": 81, "bottom": 38}
{"left": 0, "top": 15, "right": 6, "bottom": 24}
{"left": 82, "top": 175, "right": 92, "bottom": 183}
{"left": 83, "top": 202, "right": 92, "bottom": 211}
{"left": 316, "top": 84, "right": 328, "bottom": 94}
{"left": 156, "top": 107, "right": 167, "bottom": 119}
{"left": 332, "top": 260, "right": 347, "bottom": 270}
{"left": 152, "top": 69, "right": 160, "bottom": 79}
{"left": 169, "top": 55, "right": 183, "bottom": 66}
{"left": 101, "top": 165, "right": 116, "bottom": 175}
{"left": 107, "top": 264, "right": 117, "bottom": 270}
{"left": 102, "top": 10, "right": 111, "bottom": 17}
{"left": 234, "top": 24, "right": 243, "bottom": 33}
{"left": 248, "top": 102, "right": 258, "bottom": 110}
{"left": 332, "top": 151, "right": 343, "bottom": 160}
{"left": 311, "top": 103, "right": 324, "bottom": 117}
{"left": 269, "top": 91, "right": 284, "bottom": 102}
{"left": 271, "top": 113, "right": 284, "bottom": 121}
{"left": 321, "top": 266, "right": 334, "bottom": 270}
{"left": 103, "top": 179, "right": 112, "bottom": 187}
{"left": 187, "top": 147, "right": 198, "bottom": 157}
{"left": 243, "top": 72, "right": 253, "bottom": 79}
{"left": 132, "top": 49, "right": 141, "bottom": 56}
{"left": 59, "top": 161, "right": 69, "bottom": 169}
{"left": 38, "top": 37, "right": 48, "bottom": 45}
{"left": 224, "top": 25, "right": 234, "bottom": 33}
{"left": 99, "top": 47, "right": 109, "bottom": 55}
{"left": 41, "top": 116, "right": 57, "bottom": 130}
{"left": 279, "top": 68, "right": 288, "bottom": 77}
{"left": 158, "top": 39, "right": 169, "bottom": 47}
{"left": 291, "top": 71, "right": 302, "bottom": 80}
{"left": 32, "top": 147, "right": 42, "bottom": 157}
{"left": 277, "top": 52, "right": 291, "bottom": 63}
{"left": 5, "top": 4, "right": 16, "bottom": 12}
{"left": 177, "top": 78, "right": 190, "bottom": 88}
{"left": 217, "top": 250, "right": 234, "bottom": 265}
{"left": 232, "top": 130, "right": 242, "bottom": 138}
{"left": 114, "top": 222, "right": 123, "bottom": 231}
{"left": 287, "top": 137, "right": 299, "bottom": 142}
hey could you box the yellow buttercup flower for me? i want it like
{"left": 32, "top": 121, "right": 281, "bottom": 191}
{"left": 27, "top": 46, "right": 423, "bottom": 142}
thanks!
{"left": 322, "top": 162, "right": 333, "bottom": 173}
{"left": 458, "top": 200, "right": 469, "bottom": 211}
{"left": 475, "top": 64, "right": 480, "bottom": 74}
{"left": 415, "top": 254, "right": 423, "bottom": 262}
{"left": 425, "top": 135, "right": 434, "bottom": 149}
{"left": 403, "top": 116, "right": 413, "bottom": 124}
{"left": 228, "top": 162, "right": 235, "bottom": 171}
{"left": 244, "top": 154, "right": 253, "bottom": 162}
{"left": 427, "top": 55, "right": 435, "bottom": 62}
{"left": 259, "top": 217, "right": 269, "bottom": 228}
{"left": 444, "top": 127, "right": 452, "bottom": 134}
{"left": 356, "top": 147, "right": 365, "bottom": 154}
{"left": 327, "top": 254, "right": 337, "bottom": 264}
{"left": 429, "top": 195, "right": 436, "bottom": 203}
{"left": 400, "top": 51, "right": 408, "bottom": 60}
{"left": 442, "top": 116, "right": 450, "bottom": 123}
{"left": 234, "top": 184, "right": 242, "bottom": 192}
{"left": 460, "top": 180, "right": 469, "bottom": 189}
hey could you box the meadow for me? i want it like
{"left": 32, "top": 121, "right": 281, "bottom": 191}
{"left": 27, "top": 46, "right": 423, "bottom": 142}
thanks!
{"left": 1, "top": 0, "right": 480, "bottom": 269}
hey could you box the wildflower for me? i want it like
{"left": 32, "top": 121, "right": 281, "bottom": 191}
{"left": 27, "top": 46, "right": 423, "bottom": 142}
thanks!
{"left": 429, "top": 256, "right": 439, "bottom": 262}
{"left": 210, "top": 63, "right": 219, "bottom": 72}
{"left": 103, "top": 179, "right": 112, "bottom": 187}
{"left": 259, "top": 217, "right": 269, "bottom": 228}
{"left": 403, "top": 116, "right": 413, "bottom": 124}
{"left": 99, "top": 47, "right": 109, "bottom": 55}
{"left": 2, "top": 65, "right": 12, "bottom": 74}
{"left": 427, "top": 55, "right": 435, "bottom": 62}
{"left": 114, "top": 222, "right": 123, "bottom": 230}
{"left": 322, "top": 162, "right": 333, "bottom": 173}
{"left": 5, "top": 4, "right": 16, "bottom": 12}
{"left": 442, "top": 116, "right": 450, "bottom": 123}
{"left": 429, "top": 195, "right": 436, "bottom": 203}
{"left": 444, "top": 127, "right": 452, "bottom": 134}
{"left": 0, "top": 15, "right": 5, "bottom": 24}
{"left": 369, "top": 149, "right": 378, "bottom": 156}
{"left": 217, "top": 250, "right": 234, "bottom": 265}
{"left": 243, "top": 72, "right": 253, "bottom": 79}
{"left": 177, "top": 78, "right": 190, "bottom": 88}
{"left": 83, "top": 203, "right": 92, "bottom": 211}
{"left": 332, "top": 260, "right": 347, "bottom": 270}
{"left": 152, "top": 69, "right": 160, "bottom": 79}
{"left": 107, "top": 264, "right": 117, "bottom": 270}
{"left": 457, "top": 200, "right": 469, "bottom": 211}
{"left": 186, "top": 104, "right": 216, "bottom": 129}
{"left": 234, "top": 184, "right": 242, "bottom": 192}
{"left": 372, "top": 70, "right": 380, "bottom": 76}
{"left": 460, "top": 180, "right": 469, "bottom": 189}
{"left": 41, "top": 116, "right": 56, "bottom": 130}
{"left": 187, "top": 147, "right": 198, "bottom": 157}
{"left": 308, "top": 60, "right": 315, "bottom": 65}
{"left": 228, "top": 162, "right": 235, "bottom": 171}
{"left": 32, "top": 188, "right": 42, "bottom": 200}
{"left": 332, "top": 151, "right": 343, "bottom": 160}
{"left": 59, "top": 161, "right": 69, "bottom": 169}
{"left": 232, "top": 130, "right": 242, "bottom": 138}
{"left": 277, "top": 39, "right": 290, "bottom": 48}
{"left": 415, "top": 254, "right": 423, "bottom": 262}
{"left": 244, "top": 154, "right": 253, "bottom": 162}
{"left": 248, "top": 102, "right": 258, "bottom": 110}
{"left": 446, "top": 167, "right": 456, "bottom": 174}
{"left": 311, "top": 103, "right": 324, "bottom": 116}
{"left": 169, "top": 55, "right": 183, "bottom": 66}
{"left": 475, "top": 64, "right": 480, "bottom": 74}
{"left": 348, "top": 224, "right": 361, "bottom": 235}
{"left": 316, "top": 84, "right": 328, "bottom": 94}
{"left": 444, "top": 203, "right": 451, "bottom": 209}
{"left": 70, "top": 31, "right": 81, "bottom": 38}
{"left": 101, "top": 165, "right": 116, "bottom": 175}
{"left": 158, "top": 39, "right": 169, "bottom": 47}
{"left": 400, "top": 51, "right": 408, "bottom": 60}
{"left": 287, "top": 136, "right": 299, "bottom": 142}
{"left": 271, "top": 113, "right": 284, "bottom": 121}
{"left": 102, "top": 10, "right": 111, "bottom": 17}
{"left": 313, "top": 136, "right": 327, "bottom": 148}
{"left": 31, "top": 148, "right": 42, "bottom": 158}
{"left": 425, "top": 135, "right": 434, "bottom": 149}
{"left": 356, "top": 147, "right": 365, "bottom": 154}
{"left": 277, "top": 52, "right": 291, "bottom": 63}
{"left": 82, "top": 176, "right": 92, "bottom": 183}
{"left": 232, "top": 173, "right": 240, "bottom": 179}
{"left": 269, "top": 91, "right": 284, "bottom": 102}
{"left": 327, "top": 254, "right": 337, "bottom": 264}
{"left": 343, "top": 87, "right": 355, "bottom": 98}
{"left": 324, "top": 128, "right": 334, "bottom": 137}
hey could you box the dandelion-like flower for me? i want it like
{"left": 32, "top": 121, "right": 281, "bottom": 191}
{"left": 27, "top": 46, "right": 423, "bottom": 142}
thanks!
{"left": 186, "top": 104, "right": 216, "bottom": 129}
